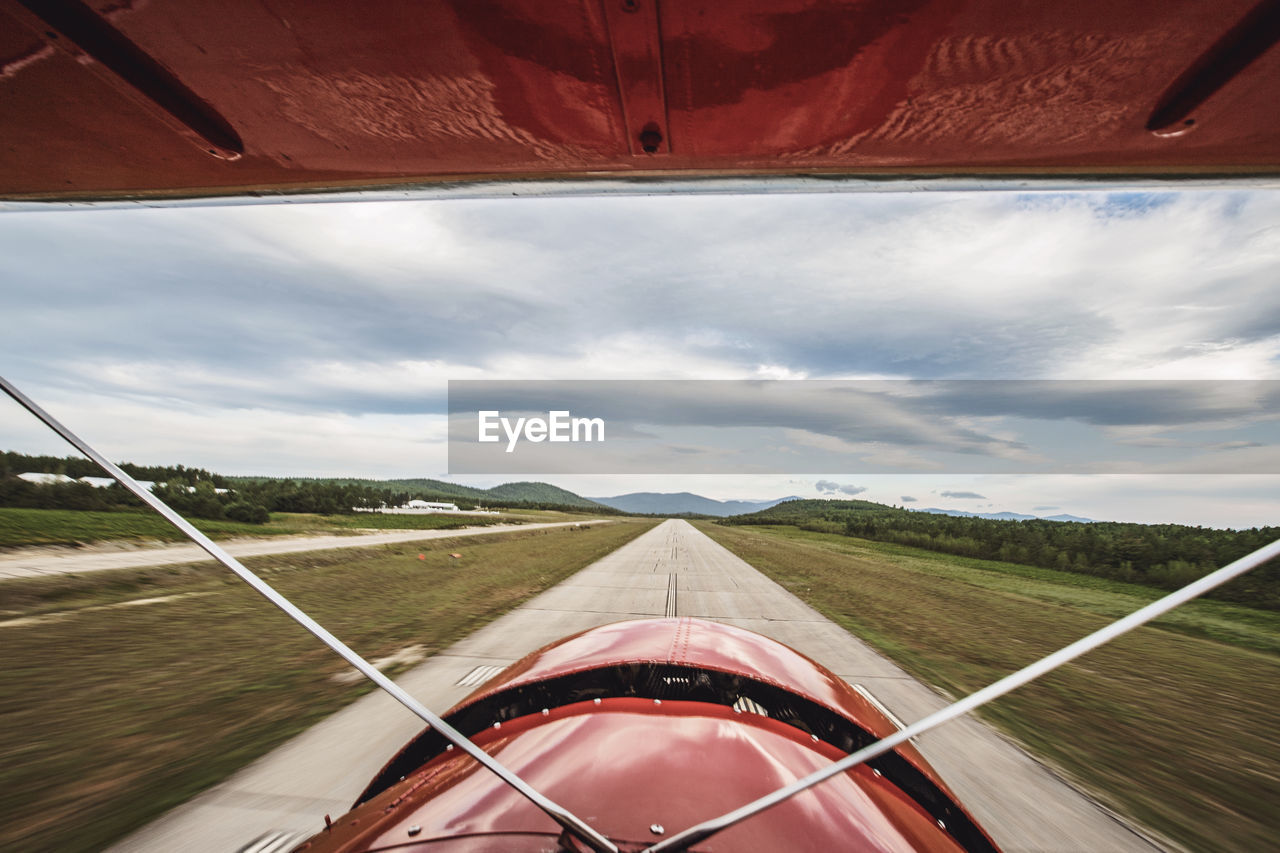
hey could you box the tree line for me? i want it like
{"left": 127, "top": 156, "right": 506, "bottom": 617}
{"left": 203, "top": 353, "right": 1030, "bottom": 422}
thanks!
{"left": 1, "top": 452, "right": 615, "bottom": 522}
{"left": 0, "top": 452, "right": 436, "bottom": 522}
{"left": 1, "top": 451, "right": 228, "bottom": 487}
{"left": 722, "top": 499, "right": 1280, "bottom": 610}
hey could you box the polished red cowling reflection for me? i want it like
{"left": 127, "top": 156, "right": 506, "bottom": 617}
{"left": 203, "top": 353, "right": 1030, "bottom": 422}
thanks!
{"left": 447, "top": 616, "right": 954, "bottom": 797}
{"left": 296, "top": 618, "right": 1000, "bottom": 853}
{"left": 2, "top": 0, "right": 1279, "bottom": 200}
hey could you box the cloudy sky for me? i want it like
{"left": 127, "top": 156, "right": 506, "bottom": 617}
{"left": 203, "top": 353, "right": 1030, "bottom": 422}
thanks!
{"left": 1, "top": 189, "right": 1277, "bottom": 527}
{"left": 447, "top": 379, "right": 1277, "bottom": 475}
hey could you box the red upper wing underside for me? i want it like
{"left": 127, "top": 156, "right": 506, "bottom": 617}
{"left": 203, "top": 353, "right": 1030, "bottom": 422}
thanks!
{"left": 3, "top": 0, "right": 1279, "bottom": 200}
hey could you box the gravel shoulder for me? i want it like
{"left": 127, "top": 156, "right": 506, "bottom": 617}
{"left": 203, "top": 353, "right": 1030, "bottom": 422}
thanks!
{"left": 0, "top": 520, "right": 612, "bottom": 580}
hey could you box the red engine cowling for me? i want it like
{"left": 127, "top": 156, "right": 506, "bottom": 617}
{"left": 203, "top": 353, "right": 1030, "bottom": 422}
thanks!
{"left": 296, "top": 618, "right": 1001, "bottom": 852}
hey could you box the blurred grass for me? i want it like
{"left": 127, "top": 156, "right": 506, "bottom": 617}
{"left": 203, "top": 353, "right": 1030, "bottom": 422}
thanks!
{"left": 0, "top": 518, "right": 656, "bottom": 852}
{"left": 695, "top": 522, "right": 1280, "bottom": 853}
{"left": 0, "top": 507, "right": 549, "bottom": 549}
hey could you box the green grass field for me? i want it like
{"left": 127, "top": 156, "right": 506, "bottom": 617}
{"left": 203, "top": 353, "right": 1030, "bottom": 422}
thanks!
{"left": 0, "top": 507, "right": 544, "bottom": 549}
{"left": 695, "top": 522, "right": 1280, "bottom": 852}
{"left": 0, "top": 519, "right": 657, "bottom": 853}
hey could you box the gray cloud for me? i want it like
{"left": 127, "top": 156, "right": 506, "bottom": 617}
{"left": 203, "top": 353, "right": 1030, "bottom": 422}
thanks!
{"left": 911, "top": 380, "right": 1280, "bottom": 428}
{"left": 4, "top": 191, "right": 1280, "bottom": 485}
{"left": 940, "top": 490, "right": 987, "bottom": 499}
{"left": 1033, "top": 505, "right": 1059, "bottom": 511}
{"left": 816, "top": 480, "right": 867, "bottom": 496}
{"left": 450, "top": 380, "right": 1034, "bottom": 460}
{"left": 449, "top": 379, "right": 1279, "bottom": 474}
{"left": 1, "top": 191, "right": 1277, "bottom": 526}
{"left": 5, "top": 192, "right": 1279, "bottom": 425}
{"left": 901, "top": 495, "right": 917, "bottom": 502}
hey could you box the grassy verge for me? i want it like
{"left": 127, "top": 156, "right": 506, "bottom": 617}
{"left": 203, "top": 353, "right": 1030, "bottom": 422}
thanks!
{"left": 0, "top": 507, "right": 549, "bottom": 549}
{"left": 0, "top": 518, "right": 656, "bottom": 852}
{"left": 500, "top": 509, "right": 612, "bottom": 523}
{"left": 694, "top": 522, "right": 1280, "bottom": 852}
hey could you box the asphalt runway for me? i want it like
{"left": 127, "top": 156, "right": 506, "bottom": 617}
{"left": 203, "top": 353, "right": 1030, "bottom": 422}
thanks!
{"left": 109, "top": 519, "right": 1167, "bottom": 853}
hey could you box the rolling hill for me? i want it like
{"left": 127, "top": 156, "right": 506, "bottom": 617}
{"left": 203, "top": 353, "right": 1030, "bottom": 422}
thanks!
{"left": 484, "top": 481, "right": 604, "bottom": 508}
{"left": 227, "top": 476, "right": 608, "bottom": 510}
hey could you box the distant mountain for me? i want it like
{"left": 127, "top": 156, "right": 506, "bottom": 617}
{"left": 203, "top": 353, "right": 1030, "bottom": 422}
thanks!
{"left": 913, "top": 507, "right": 1095, "bottom": 523}
{"left": 589, "top": 492, "right": 802, "bottom": 517}
{"left": 914, "top": 507, "right": 1035, "bottom": 520}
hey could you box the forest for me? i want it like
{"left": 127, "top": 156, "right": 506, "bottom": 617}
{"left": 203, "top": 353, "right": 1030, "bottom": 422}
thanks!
{"left": 0, "top": 452, "right": 611, "bottom": 522}
{"left": 723, "top": 499, "right": 1280, "bottom": 610}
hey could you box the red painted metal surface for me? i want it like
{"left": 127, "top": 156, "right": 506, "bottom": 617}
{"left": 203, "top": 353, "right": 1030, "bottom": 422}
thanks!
{"left": 3, "top": 0, "right": 1279, "bottom": 200}
{"left": 300, "top": 699, "right": 968, "bottom": 853}
{"left": 331, "top": 619, "right": 997, "bottom": 852}
{"left": 450, "top": 617, "right": 951, "bottom": 795}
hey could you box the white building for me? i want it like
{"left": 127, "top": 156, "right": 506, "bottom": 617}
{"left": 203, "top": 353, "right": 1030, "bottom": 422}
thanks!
{"left": 405, "top": 500, "right": 460, "bottom": 512}
{"left": 17, "top": 472, "right": 74, "bottom": 485}
{"left": 79, "top": 476, "right": 117, "bottom": 488}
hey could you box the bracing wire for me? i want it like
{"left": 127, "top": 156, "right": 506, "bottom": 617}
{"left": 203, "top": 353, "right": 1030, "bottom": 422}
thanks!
{"left": 7, "top": 372, "right": 1277, "bottom": 853}
{"left": 0, "top": 375, "right": 618, "bottom": 853}
{"left": 642, "top": 535, "right": 1280, "bottom": 852}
